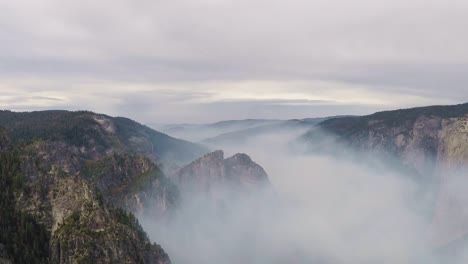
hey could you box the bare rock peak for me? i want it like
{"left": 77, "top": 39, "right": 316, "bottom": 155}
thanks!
{"left": 175, "top": 150, "right": 270, "bottom": 196}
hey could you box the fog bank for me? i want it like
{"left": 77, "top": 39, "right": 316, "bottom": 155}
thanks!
{"left": 141, "top": 129, "right": 463, "bottom": 263}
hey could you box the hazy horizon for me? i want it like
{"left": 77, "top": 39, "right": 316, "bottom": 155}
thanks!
{"left": 1, "top": 1, "right": 468, "bottom": 263}
{"left": 2, "top": 0, "right": 468, "bottom": 123}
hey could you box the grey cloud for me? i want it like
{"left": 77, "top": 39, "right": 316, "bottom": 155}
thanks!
{"left": 25, "top": 95, "right": 63, "bottom": 101}
{"left": 0, "top": 0, "right": 467, "bottom": 121}
{"left": 0, "top": 95, "right": 62, "bottom": 104}
{"left": 324, "top": 63, "right": 468, "bottom": 101}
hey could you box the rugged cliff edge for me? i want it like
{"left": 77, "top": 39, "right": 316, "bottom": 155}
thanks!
{"left": 301, "top": 103, "right": 468, "bottom": 248}
{"left": 0, "top": 110, "right": 209, "bottom": 263}
{"left": 0, "top": 110, "right": 274, "bottom": 263}
{"left": 302, "top": 103, "right": 468, "bottom": 176}
{"left": 174, "top": 150, "right": 271, "bottom": 201}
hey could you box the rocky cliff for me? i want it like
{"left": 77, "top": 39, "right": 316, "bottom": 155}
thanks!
{"left": 0, "top": 110, "right": 277, "bottom": 263}
{"left": 0, "top": 110, "right": 207, "bottom": 263}
{"left": 0, "top": 140, "right": 170, "bottom": 263}
{"left": 224, "top": 153, "right": 271, "bottom": 191}
{"left": 0, "top": 110, "right": 207, "bottom": 165}
{"left": 301, "top": 103, "right": 468, "bottom": 248}
{"left": 302, "top": 103, "right": 468, "bottom": 175}
{"left": 174, "top": 150, "right": 270, "bottom": 201}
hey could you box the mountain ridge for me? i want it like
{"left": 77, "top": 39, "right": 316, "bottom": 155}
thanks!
{"left": 301, "top": 102, "right": 468, "bottom": 248}
{"left": 0, "top": 109, "right": 273, "bottom": 263}
{"left": 0, "top": 110, "right": 205, "bottom": 263}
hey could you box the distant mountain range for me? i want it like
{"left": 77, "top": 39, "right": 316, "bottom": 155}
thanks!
{"left": 151, "top": 117, "right": 344, "bottom": 144}
{"left": 159, "top": 103, "right": 468, "bottom": 253}
{"left": 2, "top": 103, "right": 468, "bottom": 263}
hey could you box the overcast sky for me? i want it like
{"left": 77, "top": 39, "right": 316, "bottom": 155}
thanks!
{"left": 1, "top": 0, "right": 467, "bottom": 124}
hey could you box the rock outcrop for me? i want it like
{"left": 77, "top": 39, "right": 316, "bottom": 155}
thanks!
{"left": 176, "top": 150, "right": 226, "bottom": 195}
{"left": 14, "top": 142, "right": 171, "bottom": 264}
{"left": 0, "top": 110, "right": 275, "bottom": 263}
{"left": 174, "top": 150, "right": 270, "bottom": 199}
{"left": 0, "top": 110, "right": 198, "bottom": 263}
{"left": 82, "top": 152, "right": 179, "bottom": 219}
{"left": 302, "top": 104, "right": 468, "bottom": 176}
{"left": 301, "top": 103, "right": 468, "bottom": 248}
{"left": 224, "top": 153, "right": 270, "bottom": 190}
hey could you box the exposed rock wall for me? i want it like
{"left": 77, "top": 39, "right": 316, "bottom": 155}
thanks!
{"left": 303, "top": 108, "right": 468, "bottom": 248}
{"left": 174, "top": 150, "right": 270, "bottom": 199}
{"left": 224, "top": 153, "right": 270, "bottom": 190}
{"left": 16, "top": 142, "right": 171, "bottom": 264}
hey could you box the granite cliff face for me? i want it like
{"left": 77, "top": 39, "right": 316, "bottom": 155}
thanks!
{"left": 301, "top": 103, "right": 468, "bottom": 248}
{"left": 175, "top": 150, "right": 226, "bottom": 195}
{"left": 6, "top": 143, "right": 172, "bottom": 264}
{"left": 174, "top": 150, "right": 270, "bottom": 199}
{"left": 0, "top": 110, "right": 278, "bottom": 263}
{"left": 436, "top": 115, "right": 468, "bottom": 172}
{"left": 302, "top": 103, "right": 468, "bottom": 176}
{"left": 82, "top": 153, "right": 179, "bottom": 219}
{"left": 0, "top": 110, "right": 209, "bottom": 263}
{"left": 224, "top": 153, "right": 271, "bottom": 190}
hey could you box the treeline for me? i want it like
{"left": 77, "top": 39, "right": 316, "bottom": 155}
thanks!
{"left": 113, "top": 206, "right": 149, "bottom": 242}
{"left": 0, "top": 110, "right": 109, "bottom": 148}
{"left": 0, "top": 149, "right": 50, "bottom": 263}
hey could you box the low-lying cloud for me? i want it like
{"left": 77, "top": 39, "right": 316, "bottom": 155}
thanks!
{"left": 139, "top": 128, "right": 465, "bottom": 263}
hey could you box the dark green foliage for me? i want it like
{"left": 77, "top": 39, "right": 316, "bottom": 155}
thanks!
{"left": 113, "top": 207, "right": 149, "bottom": 242}
{"left": 0, "top": 110, "right": 110, "bottom": 149}
{"left": 95, "top": 186, "right": 105, "bottom": 207}
{"left": 51, "top": 202, "right": 158, "bottom": 263}
{"left": 129, "top": 169, "right": 180, "bottom": 211}
{"left": 82, "top": 153, "right": 180, "bottom": 211}
{"left": 0, "top": 110, "right": 208, "bottom": 164}
{"left": 0, "top": 149, "right": 50, "bottom": 263}
{"left": 366, "top": 102, "right": 468, "bottom": 125}
{"left": 302, "top": 102, "right": 468, "bottom": 148}
{"left": 113, "top": 116, "right": 208, "bottom": 164}
{"left": 0, "top": 110, "right": 177, "bottom": 263}
{"left": 318, "top": 102, "right": 468, "bottom": 133}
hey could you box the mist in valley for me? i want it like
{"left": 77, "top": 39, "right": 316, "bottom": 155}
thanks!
{"left": 139, "top": 126, "right": 464, "bottom": 264}
{"left": 1, "top": 0, "right": 467, "bottom": 262}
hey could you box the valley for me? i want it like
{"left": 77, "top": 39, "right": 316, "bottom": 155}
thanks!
{"left": 2, "top": 103, "right": 468, "bottom": 263}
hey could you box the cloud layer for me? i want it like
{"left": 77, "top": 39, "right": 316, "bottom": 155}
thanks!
{"left": 1, "top": 0, "right": 467, "bottom": 122}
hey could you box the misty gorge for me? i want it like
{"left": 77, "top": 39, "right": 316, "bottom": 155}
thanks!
{"left": 145, "top": 105, "right": 468, "bottom": 264}
{"left": 1, "top": 104, "right": 468, "bottom": 263}
{"left": 2, "top": 0, "right": 468, "bottom": 263}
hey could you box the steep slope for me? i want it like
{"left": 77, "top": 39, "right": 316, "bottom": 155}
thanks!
{"left": 302, "top": 103, "right": 468, "bottom": 176}
{"left": 0, "top": 110, "right": 202, "bottom": 217}
{"left": 301, "top": 102, "right": 468, "bottom": 248}
{"left": 1, "top": 146, "right": 170, "bottom": 264}
{"left": 0, "top": 110, "right": 210, "bottom": 263}
{"left": 0, "top": 110, "right": 208, "bottom": 165}
{"left": 0, "top": 110, "right": 283, "bottom": 263}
